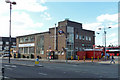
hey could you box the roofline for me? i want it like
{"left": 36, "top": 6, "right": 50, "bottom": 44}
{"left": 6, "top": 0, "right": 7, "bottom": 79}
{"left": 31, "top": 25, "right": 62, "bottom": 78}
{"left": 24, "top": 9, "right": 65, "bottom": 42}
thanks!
{"left": 82, "top": 29, "right": 95, "bottom": 32}
{"left": 16, "top": 31, "right": 49, "bottom": 38}
{"left": 0, "top": 37, "right": 16, "bottom": 39}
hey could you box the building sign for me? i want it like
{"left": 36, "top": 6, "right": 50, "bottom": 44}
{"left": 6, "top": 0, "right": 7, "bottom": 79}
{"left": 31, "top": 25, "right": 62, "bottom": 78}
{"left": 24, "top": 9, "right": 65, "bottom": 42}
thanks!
{"left": 19, "top": 43, "right": 34, "bottom": 47}
{"left": 58, "top": 29, "right": 64, "bottom": 35}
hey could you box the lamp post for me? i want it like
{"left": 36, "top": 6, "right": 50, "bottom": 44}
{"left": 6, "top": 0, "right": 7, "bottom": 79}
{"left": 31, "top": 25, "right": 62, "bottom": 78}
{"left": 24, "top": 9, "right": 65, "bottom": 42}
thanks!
{"left": 5, "top": 0, "right": 16, "bottom": 63}
{"left": 98, "top": 27, "right": 111, "bottom": 60}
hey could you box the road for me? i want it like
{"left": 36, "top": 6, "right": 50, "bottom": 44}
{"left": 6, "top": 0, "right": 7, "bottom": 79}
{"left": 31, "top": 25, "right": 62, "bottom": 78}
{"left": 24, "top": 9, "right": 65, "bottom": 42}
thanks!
{"left": 0, "top": 58, "right": 118, "bottom": 80}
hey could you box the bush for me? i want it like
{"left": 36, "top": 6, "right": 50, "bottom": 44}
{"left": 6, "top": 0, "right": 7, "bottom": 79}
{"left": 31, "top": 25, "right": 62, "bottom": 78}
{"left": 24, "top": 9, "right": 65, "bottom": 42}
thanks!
{"left": 27, "top": 56, "right": 29, "bottom": 58}
{"left": 22, "top": 55, "right": 26, "bottom": 58}
{"left": 30, "top": 54, "right": 34, "bottom": 59}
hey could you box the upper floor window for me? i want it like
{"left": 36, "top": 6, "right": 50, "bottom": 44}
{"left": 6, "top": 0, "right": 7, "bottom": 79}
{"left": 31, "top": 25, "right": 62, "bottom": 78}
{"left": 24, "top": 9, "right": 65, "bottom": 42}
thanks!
{"left": 82, "top": 36, "right": 84, "bottom": 40}
{"left": 0, "top": 41, "right": 3, "bottom": 45}
{"left": 13, "top": 42, "right": 16, "bottom": 45}
{"left": 79, "top": 35, "right": 81, "bottom": 40}
{"left": 6, "top": 42, "right": 9, "bottom": 45}
{"left": 0, "top": 46, "right": 2, "bottom": 50}
{"left": 89, "top": 37, "right": 91, "bottom": 41}
{"left": 86, "top": 36, "right": 88, "bottom": 40}
{"left": 75, "top": 47, "right": 78, "bottom": 51}
{"left": 76, "top": 34, "right": 78, "bottom": 39}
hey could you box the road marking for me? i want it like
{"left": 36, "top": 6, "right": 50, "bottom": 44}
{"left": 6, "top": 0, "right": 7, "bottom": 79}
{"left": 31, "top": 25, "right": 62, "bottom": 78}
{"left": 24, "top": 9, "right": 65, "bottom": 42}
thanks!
{"left": 11, "top": 65, "right": 17, "bottom": 68}
{"left": 75, "top": 71, "right": 81, "bottom": 72}
{"left": 6, "top": 68, "right": 12, "bottom": 70}
{"left": 63, "top": 72, "right": 66, "bottom": 74}
{"left": 0, "top": 76, "right": 9, "bottom": 79}
{"left": 4, "top": 65, "right": 10, "bottom": 67}
{"left": 72, "top": 65, "right": 77, "bottom": 66}
{"left": 38, "top": 73, "right": 47, "bottom": 76}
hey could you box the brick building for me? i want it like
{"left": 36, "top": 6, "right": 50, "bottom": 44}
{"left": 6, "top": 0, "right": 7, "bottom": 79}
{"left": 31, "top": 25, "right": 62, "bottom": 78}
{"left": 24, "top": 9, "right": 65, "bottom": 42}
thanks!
{"left": 0, "top": 37, "right": 16, "bottom": 54}
{"left": 16, "top": 19, "right": 95, "bottom": 60}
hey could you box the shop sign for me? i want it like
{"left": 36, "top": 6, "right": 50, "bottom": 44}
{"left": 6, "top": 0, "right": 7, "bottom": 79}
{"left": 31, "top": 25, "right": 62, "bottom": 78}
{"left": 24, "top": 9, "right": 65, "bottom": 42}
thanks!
{"left": 19, "top": 43, "right": 34, "bottom": 47}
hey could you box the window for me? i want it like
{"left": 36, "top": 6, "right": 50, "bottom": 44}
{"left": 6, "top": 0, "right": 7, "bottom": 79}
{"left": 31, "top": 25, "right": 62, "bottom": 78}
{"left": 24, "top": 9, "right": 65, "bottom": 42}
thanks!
{"left": 24, "top": 47, "right": 28, "bottom": 54}
{"left": 0, "top": 46, "right": 2, "bottom": 50}
{"left": 76, "top": 34, "right": 78, "bottom": 39}
{"left": 89, "top": 37, "right": 91, "bottom": 41}
{"left": 79, "top": 35, "right": 81, "bottom": 40}
{"left": 75, "top": 47, "right": 78, "bottom": 51}
{"left": 86, "top": 36, "right": 88, "bottom": 40}
{"left": 40, "top": 51, "right": 44, "bottom": 54}
{"left": 19, "top": 48, "right": 23, "bottom": 54}
{"left": 13, "top": 42, "right": 16, "bottom": 45}
{"left": 79, "top": 48, "right": 81, "bottom": 51}
{"left": 6, "top": 42, "right": 9, "bottom": 45}
{"left": 0, "top": 41, "right": 3, "bottom": 45}
{"left": 29, "top": 47, "right": 35, "bottom": 54}
{"left": 82, "top": 36, "right": 84, "bottom": 40}
{"left": 82, "top": 44, "right": 84, "bottom": 46}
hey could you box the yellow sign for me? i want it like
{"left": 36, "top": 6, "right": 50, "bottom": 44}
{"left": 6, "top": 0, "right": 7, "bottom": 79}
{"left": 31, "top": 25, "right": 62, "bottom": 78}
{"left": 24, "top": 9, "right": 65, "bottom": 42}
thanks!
{"left": 71, "top": 56, "right": 73, "bottom": 60}
{"left": 35, "top": 61, "right": 39, "bottom": 64}
{"left": 78, "top": 56, "right": 79, "bottom": 61}
{"left": 83, "top": 56, "right": 85, "bottom": 61}
{"left": 97, "top": 56, "right": 99, "bottom": 61}
{"left": 91, "top": 57, "right": 93, "bottom": 62}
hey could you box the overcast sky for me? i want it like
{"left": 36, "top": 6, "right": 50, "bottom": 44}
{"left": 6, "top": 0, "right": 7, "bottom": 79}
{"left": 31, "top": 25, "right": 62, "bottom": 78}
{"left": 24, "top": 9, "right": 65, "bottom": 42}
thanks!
{"left": 0, "top": 0, "right": 118, "bottom": 46}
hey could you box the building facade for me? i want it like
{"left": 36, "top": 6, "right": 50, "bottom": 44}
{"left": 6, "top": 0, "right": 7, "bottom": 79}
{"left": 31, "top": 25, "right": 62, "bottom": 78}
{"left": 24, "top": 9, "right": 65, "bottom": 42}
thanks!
{"left": 0, "top": 37, "right": 16, "bottom": 54}
{"left": 16, "top": 19, "right": 95, "bottom": 59}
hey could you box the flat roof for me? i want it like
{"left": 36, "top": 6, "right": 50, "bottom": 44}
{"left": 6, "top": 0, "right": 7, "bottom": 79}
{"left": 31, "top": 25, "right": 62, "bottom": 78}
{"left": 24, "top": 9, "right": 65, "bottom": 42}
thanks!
{"left": 16, "top": 31, "right": 49, "bottom": 38}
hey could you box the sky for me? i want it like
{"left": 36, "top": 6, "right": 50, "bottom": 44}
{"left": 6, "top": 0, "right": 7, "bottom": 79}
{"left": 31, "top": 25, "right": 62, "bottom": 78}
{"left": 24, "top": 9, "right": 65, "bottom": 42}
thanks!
{"left": 0, "top": 0, "right": 118, "bottom": 46}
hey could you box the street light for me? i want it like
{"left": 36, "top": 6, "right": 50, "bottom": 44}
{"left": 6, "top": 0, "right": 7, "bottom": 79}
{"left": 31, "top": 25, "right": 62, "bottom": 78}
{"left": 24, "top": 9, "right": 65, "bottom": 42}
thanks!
{"left": 5, "top": 0, "right": 16, "bottom": 63}
{"left": 98, "top": 26, "right": 111, "bottom": 60}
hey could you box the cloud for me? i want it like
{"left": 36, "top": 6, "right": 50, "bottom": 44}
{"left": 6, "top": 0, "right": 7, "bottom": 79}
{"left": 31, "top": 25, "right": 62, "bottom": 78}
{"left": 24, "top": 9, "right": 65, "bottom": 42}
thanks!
{"left": 14, "top": 0, "right": 47, "bottom": 12}
{"left": 0, "top": 0, "right": 51, "bottom": 37}
{"left": 41, "top": 12, "right": 52, "bottom": 20}
{"left": 83, "top": 22, "right": 101, "bottom": 31}
{"left": 83, "top": 13, "right": 118, "bottom": 46}
{"left": 0, "top": 11, "right": 44, "bottom": 37}
{"left": 97, "top": 13, "right": 118, "bottom": 22}
{"left": 107, "top": 33, "right": 116, "bottom": 38}
{"left": 83, "top": 13, "right": 118, "bottom": 31}
{"left": 107, "top": 38, "right": 118, "bottom": 46}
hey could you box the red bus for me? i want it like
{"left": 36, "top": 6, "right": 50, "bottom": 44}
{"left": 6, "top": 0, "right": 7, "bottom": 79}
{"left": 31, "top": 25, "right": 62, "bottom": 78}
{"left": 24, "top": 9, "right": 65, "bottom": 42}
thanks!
{"left": 106, "top": 47, "right": 120, "bottom": 56}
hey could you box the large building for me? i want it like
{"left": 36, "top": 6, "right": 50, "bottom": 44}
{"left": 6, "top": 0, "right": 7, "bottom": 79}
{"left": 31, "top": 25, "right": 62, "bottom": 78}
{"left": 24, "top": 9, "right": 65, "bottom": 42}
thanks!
{"left": 0, "top": 37, "right": 16, "bottom": 54}
{"left": 16, "top": 19, "right": 95, "bottom": 60}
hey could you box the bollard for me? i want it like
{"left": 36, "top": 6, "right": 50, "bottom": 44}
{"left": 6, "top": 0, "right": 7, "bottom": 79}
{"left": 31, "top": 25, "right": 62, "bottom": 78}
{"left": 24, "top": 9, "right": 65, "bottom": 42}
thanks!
{"left": 71, "top": 56, "right": 73, "bottom": 60}
{"left": 102, "top": 56, "right": 104, "bottom": 60}
{"left": 91, "top": 57, "right": 93, "bottom": 62}
{"left": 107, "top": 56, "right": 108, "bottom": 60}
{"left": 78, "top": 56, "right": 79, "bottom": 61}
{"left": 97, "top": 56, "right": 99, "bottom": 61}
{"left": 83, "top": 56, "right": 85, "bottom": 62}
{"left": 35, "top": 58, "right": 39, "bottom": 65}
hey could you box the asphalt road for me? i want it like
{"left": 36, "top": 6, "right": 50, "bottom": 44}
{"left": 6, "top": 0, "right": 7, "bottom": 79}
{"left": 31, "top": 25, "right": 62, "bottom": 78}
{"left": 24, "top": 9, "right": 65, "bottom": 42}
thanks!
{"left": 0, "top": 59, "right": 118, "bottom": 80}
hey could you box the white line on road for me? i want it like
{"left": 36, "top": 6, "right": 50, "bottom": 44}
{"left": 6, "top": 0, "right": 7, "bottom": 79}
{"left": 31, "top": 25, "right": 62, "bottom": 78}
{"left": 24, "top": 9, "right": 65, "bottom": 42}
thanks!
{"left": 75, "top": 71, "right": 81, "bottom": 72}
{"left": 38, "top": 73, "right": 47, "bottom": 76}
{"left": 72, "top": 65, "right": 77, "bottom": 67}
{"left": 4, "top": 65, "right": 10, "bottom": 67}
{"left": 11, "top": 65, "right": 17, "bottom": 68}
{"left": 0, "top": 76, "right": 9, "bottom": 79}
{"left": 63, "top": 72, "right": 66, "bottom": 74}
{"left": 6, "top": 68, "right": 12, "bottom": 70}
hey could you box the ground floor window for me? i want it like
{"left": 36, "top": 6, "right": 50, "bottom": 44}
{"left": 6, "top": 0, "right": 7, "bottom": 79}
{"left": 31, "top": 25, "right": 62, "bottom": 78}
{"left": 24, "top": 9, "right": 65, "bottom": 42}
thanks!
{"left": 19, "top": 47, "right": 34, "bottom": 54}
{"left": 29, "top": 47, "right": 34, "bottom": 54}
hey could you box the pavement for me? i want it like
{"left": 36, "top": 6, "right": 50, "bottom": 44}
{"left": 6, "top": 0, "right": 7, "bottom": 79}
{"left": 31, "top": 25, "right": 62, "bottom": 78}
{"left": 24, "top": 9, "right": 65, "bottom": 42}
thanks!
{"left": 1, "top": 56, "right": 119, "bottom": 67}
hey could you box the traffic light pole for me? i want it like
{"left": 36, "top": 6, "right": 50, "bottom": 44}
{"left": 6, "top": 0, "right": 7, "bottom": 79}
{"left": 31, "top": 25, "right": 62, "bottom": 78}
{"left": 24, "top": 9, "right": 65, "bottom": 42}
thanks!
{"left": 9, "top": 3, "right": 12, "bottom": 63}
